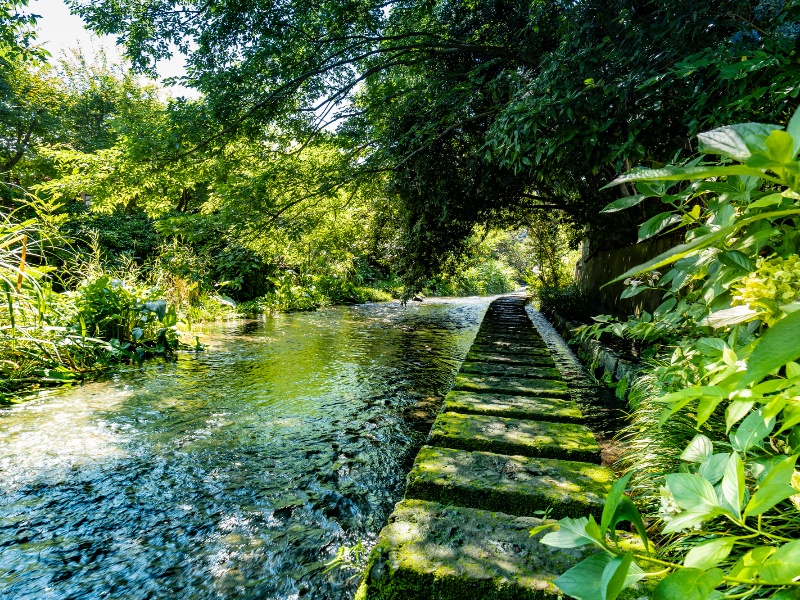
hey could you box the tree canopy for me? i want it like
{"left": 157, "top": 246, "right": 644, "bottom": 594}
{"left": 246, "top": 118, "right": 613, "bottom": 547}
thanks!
{"left": 24, "top": 0, "right": 800, "bottom": 288}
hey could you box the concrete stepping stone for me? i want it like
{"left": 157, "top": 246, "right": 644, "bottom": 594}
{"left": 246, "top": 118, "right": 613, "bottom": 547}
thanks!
{"left": 474, "top": 334, "right": 546, "bottom": 346}
{"left": 442, "top": 390, "right": 582, "bottom": 422}
{"left": 469, "top": 343, "right": 551, "bottom": 356}
{"left": 406, "top": 446, "right": 613, "bottom": 519}
{"left": 454, "top": 374, "right": 569, "bottom": 398}
{"left": 356, "top": 499, "right": 595, "bottom": 600}
{"left": 466, "top": 351, "right": 555, "bottom": 366}
{"left": 428, "top": 412, "right": 601, "bottom": 462}
{"left": 460, "top": 361, "right": 561, "bottom": 380}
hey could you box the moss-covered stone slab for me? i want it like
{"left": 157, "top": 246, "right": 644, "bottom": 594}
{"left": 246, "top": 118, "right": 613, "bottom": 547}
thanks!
{"left": 460, "top": 361, "right": 561, "bottom": 380}
{"left": 469, "top": 343, "right": 551, "bottom": 356}
{"left": 442, "top": 391, "right": 583, "bottom": 422}
{"left": 357, "top": 499, "right": 594, "bottom": 600}
{"left": 473, "top": 336, "right": 547, "bottom": 348}
{"left": 428, "top": 412, "right": 601, "bottom": 462}
{"left": 406, "top": 446, "right": 612, "bottom": 519}
{"left": 453, "top": 374, "right": 569, "bottom": 398}
{"left": 465, "top": 352, "right": 556, "bottom": 367}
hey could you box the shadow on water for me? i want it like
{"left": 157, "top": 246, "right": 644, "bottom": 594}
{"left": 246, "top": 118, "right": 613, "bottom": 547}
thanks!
{"left": 0, "top": 298, "right": 492, "bottom": 600}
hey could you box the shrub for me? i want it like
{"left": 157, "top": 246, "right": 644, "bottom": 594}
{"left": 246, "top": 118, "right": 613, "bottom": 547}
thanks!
{"left": 537, "top": 284, "right": 593, "bottom": 322}
{"left": 536, "top": 109, "right": 800, "bottom": 599}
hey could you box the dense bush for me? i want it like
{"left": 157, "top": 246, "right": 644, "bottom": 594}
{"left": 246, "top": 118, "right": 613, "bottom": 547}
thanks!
{"left": 537, "top": 285, "right": 593, "bottom": 323}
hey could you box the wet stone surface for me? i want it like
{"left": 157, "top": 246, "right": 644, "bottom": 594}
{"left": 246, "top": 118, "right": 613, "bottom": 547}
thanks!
{"left": 361, "top": 296, "right": 615, "bottom": 599}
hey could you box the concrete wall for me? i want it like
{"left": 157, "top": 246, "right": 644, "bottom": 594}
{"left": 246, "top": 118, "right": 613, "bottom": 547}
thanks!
{"left": 574, "top": 235, "right": 682, "bottom": 319}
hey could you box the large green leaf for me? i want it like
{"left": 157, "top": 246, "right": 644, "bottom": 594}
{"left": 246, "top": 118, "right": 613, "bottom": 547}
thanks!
{"left": 653, "top": 568, "right": 723, "bottom": 600}
{"left": 540, "top": 516, "right": 600, "bottom": 548}
{"left": 680, "top": 434, "right": 713, "bottom": 463}
{"left": 604, "top": 165, "right": 774, "bottom": 189}
{"left": 600, "top": 195, "right": 646, "bottom": 213}
{"left": 638, "top": 211, "right": 681, "bottom": 242}
{"left": 683, "top": 537, "right": 737, "bottom": 570}
{"left": 697, "top": 123, "right": 780, "bottom": 161}
{"left": 744, "top": 455, "right": 799, "bottom": 516}
{"left": 721, "top": 452, "right": 745, "bottom": 519}
{"left": 600, "top": 552, "right": 634, "bottom": 600}
{"left": 601, "top": 472, "right": 633, "bottom": 538}
{"left": 554, "top": 552, "right": 610, "bottom": 600}
{"left": 759, "top": 540, "right": 800, "bottom": 584}
{"left": 741, "top": 310, "right": 800, "bottom": 387}
{"left": 787, "top": 106, "right": 800, "bottom": 157}
{"left": 665, "top": 473, "right": 719, "bottom": 510}
{"left": 731, "top": 408, "right": 775, "bottom": 452}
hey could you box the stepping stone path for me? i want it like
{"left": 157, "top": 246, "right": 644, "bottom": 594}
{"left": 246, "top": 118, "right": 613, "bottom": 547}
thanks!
{"left": 357, "top": 296, "right": 614, "bottom": 600}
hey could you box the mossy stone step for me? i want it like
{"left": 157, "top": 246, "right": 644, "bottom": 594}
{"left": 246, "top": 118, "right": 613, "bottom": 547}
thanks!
{"left": 465, "top": 352, "right": 556, "bottom": 367}
{"left": 406, "top": 446, "right": 613, "bottom": 519}
{"left": 473, "top": 335, "right": 546, "bottom": 347}
{"left": 469, "top": 343, "right": 551, "bottom": 356}
{"left": 357, "top": 499, "right": 594, "bottom": 600}
{"left": 460, "top": 361, "right": 561, "bottom": 380}
{"left": 442, "top": 391, "right": 582, "bottom": 422}
{"left": 428, "top": 412, "right": 601, "bottom": 462}
{"left": 454, "top": 374, "right": 569, "bottom": 399}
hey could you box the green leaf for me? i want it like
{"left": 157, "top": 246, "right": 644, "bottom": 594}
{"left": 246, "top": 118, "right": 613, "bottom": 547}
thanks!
{"left": 718, "top": 250, "right": 754, "bottom": 271}
{"left": 611, "top": 497, "right": 649, "bottom": 549}
{"left": 606, "top": 227, "right": 731, "bottom": 286}
{"left": 721, "top": 452, "right": 745, "bottom": 519}
{"left": 731, "top": 408, "right": 775, "bottom": 452}
{"left": 600, "top": 195, "right": 646, "bottom": 213}
{"left": 607, "top": 208, "right": 800, "bottom": 286}
{"left": 729, "top": 546, "right": 776, "bottom": 580}
{"left": 742, "top": 310, "right": 800, "bottom": 386}
{"left": 684, "top": 537, "right": 737, "bottom": 570}
{"left": 601, "top": 472, "right": 633, "bottom": 538}
{"left": 540, "top": 517, "right": 600, "bottom": 548}
{"left": 759, "top": 539, "right": 800, "bottom": 584}
{"left": 744, "top": 455, "right": 799, "bottom": 516}
{"left": 698, "top": 123, "right": 780, "bottom": 161}
{"left": 787, "top": 106, "right": 800, "bottom": 156}
{"left": 726, "top": 400, "right": 754, "bottom": 432}
{"left": 604, "top": 166, "right": 772, "bottom": 189}
{"left": 662, "top": 506, "right": 724, "bottom": 534}
{"left": 665, "top": 473, "right": 719, "bottom": 510}
{"left": 554, "top": 552, "right": 609, "bottom": 600}
{"left": 698, "top": 453, "right": 729, "bottom": 485}
{"left": 600, "top": 552, "right": 634, "bottom": 600}
{"left": 765, "top": 130, "right": 795, "bottom": 163}
{"left": 681, "top": 435, "right": 713, "bottom": 463}
{"left": 653, "top": 568, "right": 723, "bottom": 600}
{"left": 638, "top": 212, "right": 681, "bottom": 242}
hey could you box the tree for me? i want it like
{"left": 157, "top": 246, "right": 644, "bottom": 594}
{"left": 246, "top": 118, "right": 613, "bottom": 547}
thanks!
{"left": 66, "top": 0, "right": 800, "bottom": 290}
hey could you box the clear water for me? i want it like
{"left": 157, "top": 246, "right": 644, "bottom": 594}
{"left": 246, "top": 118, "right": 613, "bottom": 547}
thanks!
{"left": 0, "top": 298, "right": 491, "bottom": 600}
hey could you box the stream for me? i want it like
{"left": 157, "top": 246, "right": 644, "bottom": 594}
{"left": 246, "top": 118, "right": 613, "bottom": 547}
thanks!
{"left": 0, "top": 297, "right": 491, "bottom": 600}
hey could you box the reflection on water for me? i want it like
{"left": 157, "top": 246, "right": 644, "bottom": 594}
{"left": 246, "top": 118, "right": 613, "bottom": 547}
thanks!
{"left": 0, "top": 298, "right": 490, "bottom": 600}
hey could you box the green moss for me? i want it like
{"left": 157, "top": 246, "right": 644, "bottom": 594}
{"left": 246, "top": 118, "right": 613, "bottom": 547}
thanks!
{"left": 470, "top": 343, "right": 551, "bottom": 356}
{"left": 442, "top": 391, "right": 583, "bottom": 422}
{"left": 453, "top": 374, "right": 570, "bottom": 399}
{"left": 459, "top": 361, "right": 562, "bottom": 380}
{"left": 406, "top": 446, "right": 612, "bottom": 519}
{"left": 428, "top": 412, "right": 601, "bottom": 462}
{"left": 359, "top": 500, "right": 595, "bottom": 600}
{"left": 465, "top": 352, "right": 556, "bottom": 367}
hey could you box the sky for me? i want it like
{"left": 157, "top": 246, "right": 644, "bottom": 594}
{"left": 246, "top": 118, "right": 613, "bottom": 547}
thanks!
{"left": 31, "top": 0, "right": 200, "bottom": 98}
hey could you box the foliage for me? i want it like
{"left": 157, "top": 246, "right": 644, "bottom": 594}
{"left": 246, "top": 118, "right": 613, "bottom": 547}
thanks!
{"left": 537, "top": 285, "right": 593, "bottom": 324}
{"left": 64, "top": 0, "right": 800, "bottom": 291}
{"left": 538, "top": 110, "right": 800, "bottom": 599}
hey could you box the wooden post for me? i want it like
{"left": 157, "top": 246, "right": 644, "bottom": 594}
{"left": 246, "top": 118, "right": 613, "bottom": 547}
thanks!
{"left": 16, "top": 235, "right": 27, "bottom": 293}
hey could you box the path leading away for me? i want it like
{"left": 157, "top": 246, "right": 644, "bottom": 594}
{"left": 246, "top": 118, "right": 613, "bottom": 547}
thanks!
{"left": 356, "top": 296, "right": 614, "bottom": 599}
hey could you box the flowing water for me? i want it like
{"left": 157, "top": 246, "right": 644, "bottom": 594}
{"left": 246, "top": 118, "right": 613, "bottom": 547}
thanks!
{"left": 0, "top": 298, "right": 491, "bottom": 600}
